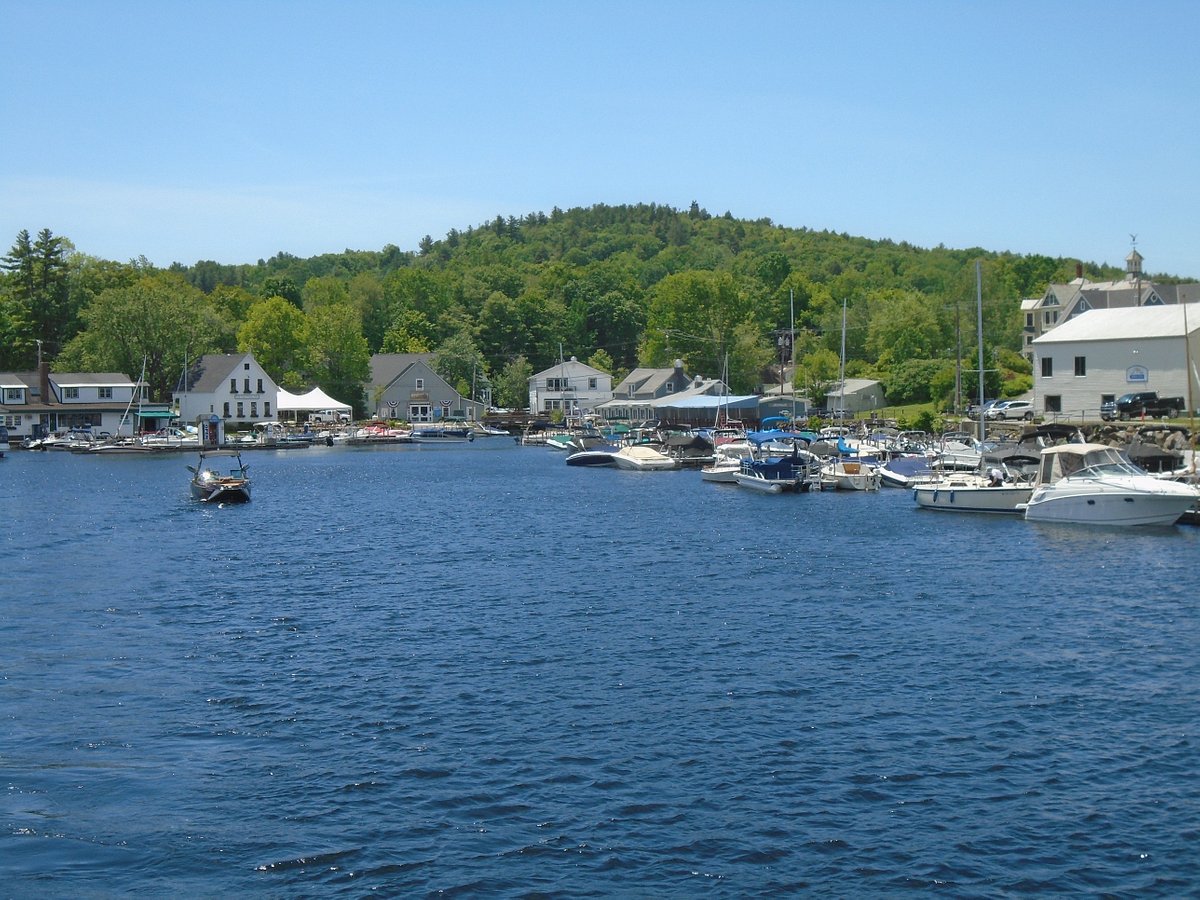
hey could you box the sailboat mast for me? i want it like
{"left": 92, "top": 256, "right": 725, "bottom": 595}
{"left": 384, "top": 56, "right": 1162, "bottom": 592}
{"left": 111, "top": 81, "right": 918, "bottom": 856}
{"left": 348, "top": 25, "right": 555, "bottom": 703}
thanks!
{"left": 790, "top": 289, "right": 796, "bottom": 423}
{"left": 839, "top": 298, "right": 847, "bottom": 414}
{"left": 976, "top": 260, "right": 985, "bottom": 443}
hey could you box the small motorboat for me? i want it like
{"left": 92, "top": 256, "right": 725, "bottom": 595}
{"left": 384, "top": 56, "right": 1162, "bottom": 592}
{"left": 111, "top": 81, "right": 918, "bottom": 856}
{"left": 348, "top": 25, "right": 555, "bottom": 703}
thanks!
{"left": 612, "top": 445, "right": 678, "bottom": 471}
{"left": 189, "top": 448, "right": 252, "bottom": 503}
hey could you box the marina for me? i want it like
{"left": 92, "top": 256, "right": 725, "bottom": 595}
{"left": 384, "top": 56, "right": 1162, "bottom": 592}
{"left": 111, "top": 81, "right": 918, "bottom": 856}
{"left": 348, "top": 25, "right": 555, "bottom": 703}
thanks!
{"left": 3, "top": 442, "right": 1199, "bottom": 895}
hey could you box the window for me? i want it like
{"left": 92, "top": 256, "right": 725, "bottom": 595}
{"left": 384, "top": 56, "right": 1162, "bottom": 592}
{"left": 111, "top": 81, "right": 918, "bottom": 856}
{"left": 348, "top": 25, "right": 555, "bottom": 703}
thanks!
{"left": 264, "top": 402, "right": 271, "bottom": 416}
{"left": 4, "top": 388, "right": 20, "bottom": 401}
{"left": 257, "top": 378, "right": 263, "bottom": 393}
{"left": 98, "top": 387, "right": 113, "bottom": 399}
{"left": 1042, "top": 310, "right": 1058, "bottom": 326}
{"left": 244, "top": 363, "right": 250, "bottom": 370}
{"left": 64, "top": 387, "right": 79, "bottom": 399}
{"left": 223, "top": 402, "right": 231, "bottom": 417}
{"left": 236, "top": 401, "right": 244, "bottom": 418}
{"left": 1025, "top": 313, "right": 1034, "bottom": 329}
{"left": 1041, "top": 358, "right": 1053, "bottom": 378}
{"left": 250, "top": 402, "right": 258, "bottom": 418}
{"left": 243, "top": 378, "right": 251, "bottom": 393}
{"left": 415, "top": 378, "right": 425, "bottom": 391}
{"left": 588, "top": 377, "right": 597, "bottom": 390}
{"left": 230, "top": 378, "right": 238, "bottom": 393}
{"left": 1074, "top": 356, "right": 1086, "bottom": 377}
{"left": 665, "top": 381, "right": 674, "bottom": 392}
{"left": 1045, "top": 395, "right": 1062, "bottom": 413}
{"left": 547, "top": 377, "right": 569, "bottom": 392}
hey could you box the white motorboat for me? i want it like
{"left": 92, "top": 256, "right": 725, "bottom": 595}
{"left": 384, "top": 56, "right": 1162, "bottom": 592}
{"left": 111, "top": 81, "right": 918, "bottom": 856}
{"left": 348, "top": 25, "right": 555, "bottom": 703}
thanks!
{"left": 912, "top": 469, "right": 1033, "bottom": 514}
{"left": 612, "top": 445, "right": 678, "bottom": 471}
{"left": 700, "top": 441, "right": 754, "bottom": 483}
{"left": 821, "top": 457, "right": 882, "bottom": 491}
{"left": 1019, "top": 443, "right": 1200, "bottom": 526}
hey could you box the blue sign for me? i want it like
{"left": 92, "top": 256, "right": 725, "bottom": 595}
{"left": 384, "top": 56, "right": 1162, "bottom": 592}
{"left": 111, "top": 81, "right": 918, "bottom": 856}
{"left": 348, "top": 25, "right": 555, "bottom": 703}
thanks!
{"left": 1126, "top": 366, "right": 1149, "bottom": 383}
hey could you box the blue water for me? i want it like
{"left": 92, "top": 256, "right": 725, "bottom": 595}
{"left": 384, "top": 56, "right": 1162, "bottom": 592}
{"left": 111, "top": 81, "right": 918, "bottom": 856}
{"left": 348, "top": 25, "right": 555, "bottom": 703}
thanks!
{"left": 3, "top": 442, "right": 1198, "bottom": 896}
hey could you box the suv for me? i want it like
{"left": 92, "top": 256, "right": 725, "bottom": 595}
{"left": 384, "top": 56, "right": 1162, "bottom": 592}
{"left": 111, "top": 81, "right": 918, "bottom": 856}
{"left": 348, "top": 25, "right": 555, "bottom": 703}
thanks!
{"left": 986, "top": 400, "right": 1035, "bottom": 420}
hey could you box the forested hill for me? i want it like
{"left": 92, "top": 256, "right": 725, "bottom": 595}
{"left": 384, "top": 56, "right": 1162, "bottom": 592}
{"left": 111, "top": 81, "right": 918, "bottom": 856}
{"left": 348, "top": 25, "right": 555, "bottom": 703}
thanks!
{"left": 0, "top": 204, "right": 1151, "bottom": 410}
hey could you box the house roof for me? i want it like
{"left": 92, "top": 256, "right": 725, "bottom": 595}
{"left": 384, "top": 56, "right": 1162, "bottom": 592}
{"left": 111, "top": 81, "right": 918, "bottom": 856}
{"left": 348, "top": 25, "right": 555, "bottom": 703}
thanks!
{"left": 0, "top": 371, "right": 132, "bottom": 388}
{"left": 613, "top": 365, "right": 690, "bottom": 396}
{"left": 182, "top": 354, "right": 254, "bottom": 392}
{"left": 529, "top": 357, "right": 609, "bottom": 380}
{"left": 369, "top": 353, "right": 434, "bottom": 388}
{"left": 1031, "top": 304, "right": 1200, "bottom": 344}
{"left": 48, "top": 373, "right": 135, "bottom": 387}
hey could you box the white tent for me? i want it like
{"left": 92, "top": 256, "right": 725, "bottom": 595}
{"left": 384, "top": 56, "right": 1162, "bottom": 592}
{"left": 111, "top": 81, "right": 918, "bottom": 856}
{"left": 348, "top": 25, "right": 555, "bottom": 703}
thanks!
{"left": 276, "top": 387, "right": 353, "bottom": 418}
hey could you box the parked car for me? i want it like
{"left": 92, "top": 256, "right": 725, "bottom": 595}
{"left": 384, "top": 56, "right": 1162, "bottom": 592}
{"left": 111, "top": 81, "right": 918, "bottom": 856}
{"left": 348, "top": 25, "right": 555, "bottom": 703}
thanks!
{"left": 986, "top": 400, "right": 1035, "bottom": 420}
{"left": 966, "top": 399, "right": 998, "bottom": 418}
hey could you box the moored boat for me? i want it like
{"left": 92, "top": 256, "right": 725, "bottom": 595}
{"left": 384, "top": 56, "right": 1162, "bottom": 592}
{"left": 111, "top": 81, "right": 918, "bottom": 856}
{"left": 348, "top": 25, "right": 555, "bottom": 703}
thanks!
{"left": 612, "top": 445, "right": 678, "bottom": 471}
{"left": 1019, "top": 443, "right": 1199, "bottom": 526}
{"left": 912, "top": 469, "right": 1033, "bottom": 514}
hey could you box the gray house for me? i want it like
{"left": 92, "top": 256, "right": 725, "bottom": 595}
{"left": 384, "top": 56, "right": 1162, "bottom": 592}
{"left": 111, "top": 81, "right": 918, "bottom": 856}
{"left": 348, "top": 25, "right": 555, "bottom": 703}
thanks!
{"left": 367, "top": 354, "right": 484, "bottom": 422}
{"left": 596, "top": 360, "right": 692, "bottom": 423}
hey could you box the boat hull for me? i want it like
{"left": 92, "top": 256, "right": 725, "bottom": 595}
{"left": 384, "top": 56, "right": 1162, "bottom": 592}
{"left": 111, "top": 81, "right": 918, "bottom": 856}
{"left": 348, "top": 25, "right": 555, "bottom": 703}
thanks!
{"left": 190, "top": 480, "right": 252, "bottom": 503}
{"left": 913, "top": 484, "right": 1032, "bottom": 514}
{"left": 1021, "top": 488, "right": 1195, "bottom": 526}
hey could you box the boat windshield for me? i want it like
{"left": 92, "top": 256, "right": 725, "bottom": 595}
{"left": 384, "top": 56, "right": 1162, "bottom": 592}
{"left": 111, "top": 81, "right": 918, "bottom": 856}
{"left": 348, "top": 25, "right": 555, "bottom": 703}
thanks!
{"left": 1071, "top": 448, "right": 1145, "bottom": 479}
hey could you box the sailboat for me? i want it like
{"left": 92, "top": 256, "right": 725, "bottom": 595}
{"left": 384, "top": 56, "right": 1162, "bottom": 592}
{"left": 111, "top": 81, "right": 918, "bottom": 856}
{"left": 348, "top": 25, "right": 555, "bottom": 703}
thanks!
{"left": 913, "top": 262, "right": 1033, "bottom": 513}
{"left": 89, "top": 358, "right": 168, "bottom": 453}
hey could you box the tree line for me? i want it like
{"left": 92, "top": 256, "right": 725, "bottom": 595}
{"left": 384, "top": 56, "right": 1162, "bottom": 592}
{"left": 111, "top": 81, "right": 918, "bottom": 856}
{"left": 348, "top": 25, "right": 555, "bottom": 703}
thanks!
{"left": 0, "top": 205, "right": 1151, "bottom": 415}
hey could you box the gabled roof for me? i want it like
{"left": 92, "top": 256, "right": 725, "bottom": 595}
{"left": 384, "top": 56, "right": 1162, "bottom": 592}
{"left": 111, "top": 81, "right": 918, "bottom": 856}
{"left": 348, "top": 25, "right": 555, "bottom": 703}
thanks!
{"left": 1032, "top": 304, "right": 1200, "bottom": 343}
{"left": 530, "top": 357, "right": 609, "bottom": 380}
{"left": 181, "top": 353, "right": 255, "bottom": 393}
{"left": 369, "top": 353, "right": 435, "bottom": 388}
{"left": 613, "top": 365, "right": 690, "bottom": 396}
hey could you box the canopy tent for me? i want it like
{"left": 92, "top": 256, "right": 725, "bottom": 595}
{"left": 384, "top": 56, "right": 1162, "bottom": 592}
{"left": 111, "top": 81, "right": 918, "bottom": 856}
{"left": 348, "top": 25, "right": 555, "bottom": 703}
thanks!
{"left": 276, "top": 387, "right": 352, "bottom": 414}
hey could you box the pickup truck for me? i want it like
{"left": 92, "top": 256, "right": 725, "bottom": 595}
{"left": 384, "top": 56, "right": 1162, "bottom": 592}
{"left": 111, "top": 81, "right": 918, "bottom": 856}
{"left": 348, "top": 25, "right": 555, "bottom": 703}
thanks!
{"left": 1103, "top": 391, "right": 1186, "bottom": 421}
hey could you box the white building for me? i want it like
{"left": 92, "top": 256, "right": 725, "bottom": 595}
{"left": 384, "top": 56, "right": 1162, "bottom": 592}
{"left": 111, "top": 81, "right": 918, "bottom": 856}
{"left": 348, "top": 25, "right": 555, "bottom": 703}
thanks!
{"left": 1020, "top": 249, "right": 1200, "bottom": 358}
{"left": 174, "top": 353, "right": 280, "bottom": 426}
{"left": 0, "top": 366, "right": 150, "bottom": 441}
{"left": 528, "top": 357, "right": 613, "bottom": 416}
{"left": 1029, "top": 304, "right": 1200, "bottom": 419}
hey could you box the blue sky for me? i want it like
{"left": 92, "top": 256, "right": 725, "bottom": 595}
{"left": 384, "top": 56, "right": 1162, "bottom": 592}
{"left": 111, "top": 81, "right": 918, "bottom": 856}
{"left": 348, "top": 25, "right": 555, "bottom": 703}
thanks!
{"left": 3, "top": 0, "right": 1197, "bottom": 278}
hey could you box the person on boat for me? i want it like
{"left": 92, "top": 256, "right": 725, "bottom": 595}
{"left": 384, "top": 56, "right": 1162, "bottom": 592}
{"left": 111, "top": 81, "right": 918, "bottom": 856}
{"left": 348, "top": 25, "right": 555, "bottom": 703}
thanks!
{"left": 988, "top": 466, "right": 1005, "bottom": 486}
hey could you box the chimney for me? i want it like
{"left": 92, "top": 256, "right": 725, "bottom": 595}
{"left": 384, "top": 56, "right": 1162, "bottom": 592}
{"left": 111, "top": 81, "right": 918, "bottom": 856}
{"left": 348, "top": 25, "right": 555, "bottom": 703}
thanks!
{"left": 1075, "top": 263, "right": 1083, "bottom": 279}
{"left": 39, "top": 361, "right": 50, "bottom": 401}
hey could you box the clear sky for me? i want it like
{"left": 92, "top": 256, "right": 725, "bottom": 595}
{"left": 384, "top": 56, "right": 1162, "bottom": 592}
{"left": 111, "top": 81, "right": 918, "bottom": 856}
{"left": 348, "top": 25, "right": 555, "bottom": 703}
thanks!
{"left": 3, "top": 0, "right": 1197, "bottom": 278}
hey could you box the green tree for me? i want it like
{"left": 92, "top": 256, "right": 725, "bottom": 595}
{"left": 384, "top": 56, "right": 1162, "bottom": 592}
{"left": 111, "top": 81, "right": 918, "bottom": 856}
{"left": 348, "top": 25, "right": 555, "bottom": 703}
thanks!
{"left": 642, "top": 271, "right": 767, "bottom": 372}
{"left": 493, "top": 355, "right": 532, "bottom": 409}
{"left": 728, "top": 322, "right": 775, "bottom": 393}
{"left": 56, "top": 272, "right": 221, "bottom": 400}
{"left": 432, "top": 331, "right": 488, "bottom": 400}
{"left": 238, "top": 296, "right": 308, "bottom": 388}
{"left": 304, "top": 304, "right": 370, "bottom": 414}
{"left": 797, "top": 347, "right": 841, "bottom": 406}
{"left": 380, "top": 308, "right": 432, "bottom": 353}
{"left": 260, "top": 275, "right": 302, "bottom": 307}
{"left": 865, "top": 289, "right": 941, "bottom": 366}
{"left": 301, "top": 275, "right": 350, "bottom": 313}
{"left": 2, "top": 228, "right": 73, "bottom": 361}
